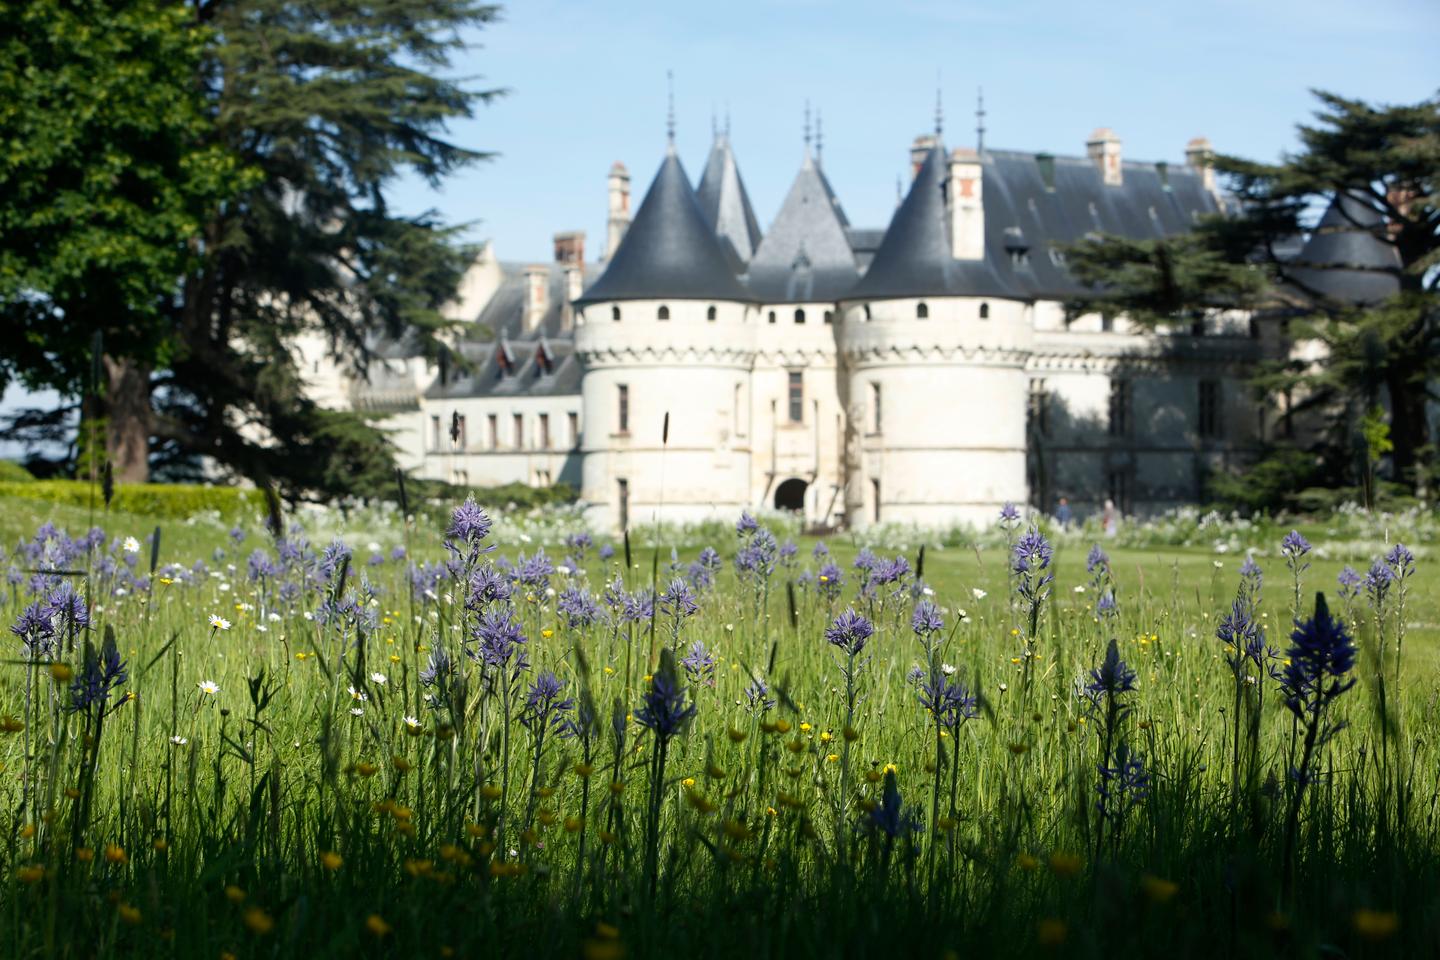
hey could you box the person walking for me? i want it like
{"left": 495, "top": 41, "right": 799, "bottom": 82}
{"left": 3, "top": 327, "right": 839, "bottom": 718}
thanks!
{"left": 1102, "top": 498, "right": 1119, "bottom": 538}
{"left": 1054, "top": 496, "right": 1072, "bottom": 529}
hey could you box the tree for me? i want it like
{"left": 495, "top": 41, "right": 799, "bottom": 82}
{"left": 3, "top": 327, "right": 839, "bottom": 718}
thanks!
{"left": 0, "top": 0, "right": 242, "bottom": 481}
{"left": 1066, "top": 90, "right": 1440, "bottom": 495}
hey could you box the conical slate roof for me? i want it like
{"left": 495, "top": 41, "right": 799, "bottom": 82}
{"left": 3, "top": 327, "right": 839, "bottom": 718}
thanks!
{"left": 577, "top": 147, "right": 751, "bottom": 305}
{"left": 1286, "top": 190, "right": 1400, "bottom": 305}
{"left": 696, "top": 134, "right": 763, "bottom": 269}
{"left": 845, "top": 144, "right": 1020, "bottom": 301}
{"left": 747, "top": 152, "right": 859, "bottom": 302}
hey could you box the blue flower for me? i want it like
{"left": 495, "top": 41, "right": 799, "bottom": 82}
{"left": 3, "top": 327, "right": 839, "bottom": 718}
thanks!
{"left": 1086, "top": 545, "right": 1110, "bottom": 575}
{"left": 1012, "top": 528, "right": 1052, "bottom": 576}
{"left": 1086, "top": 638, "right": 1137, "bottom": 702}
{"left": 1385, "top": 543, "right": 1415, "bottom": 581}
{"left": 467, "top": 565, "right": 513, "bottom": 610}
{"left": 45, "top": 582, "right": 89, "bottom": 635}
{"left": 658, "top": 578, "right": 699, "bottom": 621}
{"left": 520, "top": 671, "right": 575, "bottom": 734}
{"left": 1096, "top": 742, "right": 1149, "bottom": 822}
{"left": 1280, "top": 530, "right": 1311, "bottom": 562}
{"left": 911, "top": 600, "right": 944, "bottom": 636}
{"left": 679, "top": 641, "right": 716, "bottom": 687}
{"left": 825, "top": 609, "right": 874, "bottom": 657}
{"left": 917, "top": 671, "right": 978, "bottom": 728}
{"left": 1279, "top": 600, "right": 1357, "bottom": 721}
{"left": 1096, "top": 590, "right": 1118, "bottom": 618}
{"left": 864, "top": 771, "right": 921, "bottom": 840}
{"left": 999, "top": 502, "right": 1021, "bottom": 525}
{"left": 743, "top": 676, "right": 775, "bottom": 713}
{"left": 621, "top": 589, "right": 655, "bottom": 623}
{"left": 557, "top": 585, "right": 602, "bottom": 629}
{"left": 636, "top": 670, "right": 695, "bottom": 742}
{"left": 319, "top": 539, "right": 352, "bottom": 581}
{"left": 514, "top": 549, "right": 555, "bottom": 591}
{"left": 68, "top": 637, "right": 127, "bottom": 716}
{"left": 446, "top": 497, "right": 493, "bottom": 547}
{"left": 10, "top": 601, "right": 55, "bottom": 658}
{"left": 471, "top": 609, "right": 528, "bottom": 672}
{"left": 735, "top": 511, "right": 759, "bottom": 535}
{"left": 816, "top": 562, "right": 844, "bottom": 601}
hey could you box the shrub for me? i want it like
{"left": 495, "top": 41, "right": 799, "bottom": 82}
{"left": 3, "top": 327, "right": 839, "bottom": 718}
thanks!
{"left": 0, "top": 460, "right": 35, "bottom": 483}
{"left": 0, "top": 480, "right": 265, "bottom": 521}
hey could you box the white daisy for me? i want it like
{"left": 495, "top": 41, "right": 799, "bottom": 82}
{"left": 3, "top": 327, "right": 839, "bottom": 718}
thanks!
{"left": 369, "top": 672, "right": 387, "bottom": 686}
{"left": 403, "top": 715, "right": 422, "bottom": 731}
{"left": 208, "top": 615, "right": 231, "bottom": 631}
{"left": 971, "top": 588, "right": 987, "bottom": 600}
{"left": 347, "top": 685, "right": 368, "bottom": 702}
{"left": 122, "top": 536, "right": 141, "bottom": 554}
{"left": 349, "top": 707, "right": 364, "bottom": 717}
{"left": 169, "top": 735, "right": 188, "bottom": 746}
{"left": 197, "top": 680, "right": 220, "bottom": 695}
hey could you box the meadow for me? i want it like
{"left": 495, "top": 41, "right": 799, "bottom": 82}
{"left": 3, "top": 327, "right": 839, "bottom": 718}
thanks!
{"left": 1, "top": 492, "right": 1437, "bottom": 959}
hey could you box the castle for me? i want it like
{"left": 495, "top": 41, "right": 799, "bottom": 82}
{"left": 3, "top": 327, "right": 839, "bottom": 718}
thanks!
{"left": 309, "top": 114, "right": 1395, "bottom": 533}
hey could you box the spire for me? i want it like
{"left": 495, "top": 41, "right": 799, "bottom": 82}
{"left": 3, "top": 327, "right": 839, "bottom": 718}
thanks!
{"left": 976, "top": 86, "right": 986, "bottom": 154}
{"left": 1287, "top": 189, "right": 1400, "bottom": 305}
{"left": 576, "top": 149, "right": 749, "bottom": 305}
{"left": 815, "top": 108, "right": 824, "bottom": 164}
{"left": 934, "top": 78, "right": 943, "bottom": 137}
{"left": 665, "top": 69, "right": 675, "bottom": 149}
{"left": 803, "top": 100, "right": 813, "bottom": 156}
{"left": 748, "top": 141, "right": 858, "bottom": 303}
{"left": 696, "top": 128, "right": 763, "bottom": 267}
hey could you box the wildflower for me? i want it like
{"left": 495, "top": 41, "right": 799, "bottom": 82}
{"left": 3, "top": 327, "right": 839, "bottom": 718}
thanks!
{"left": 1351, "top": 909, "right": 1399, "bottom": 941}
{"left": 1047, "top": 851, "right": 1082, "bottom": 877}
{"left": 911, "top": 599, "right": 944, "bottom": 637}
{"left": 104, "top": 844, "right": 128, "bottom": 865}
{"left": 825, "top": 609, "right": 874, "bottom": 657}
{"left": 520, "top": 671, "right": 576, "bottom": 735}
{"left": 243, "top": 907, "right": 275, "bottom": 935}
{"left": 446, "top": 497, "right": 492, "bottom": 548}
{"left": 169, "top": 736, "right": 188, "bottom": 746}
{"left": 209, "top": 615, "right": 231, "bottom": 631}
{"left": 122, "top": 537, "right": 141, "bottom": 554}
{"left": 971, "top": 588, "right": 987, "bottom": 600}
{"left": 197, "top": 680, "right": 220, "bottom": 696}
{"left": 1085, "top": 638, "right": 1137, "bottom": 703}
{"left": 1096, "top": 742, "right": 1149, "bottom": 823}
{"left": 10, "top": 601, "right": 57, "bottom": 658}
{"left": 403, "top": 716, "right": 423, "bottom": 735}
{"left": 369, "top": 672, "right": 387, "bottom": 686}
{"left": 556, "top": 584, "right": 602, "bottom": 629}
{"left": 118, "top": 903, "right": 142, "bottom": 926}
{"left": 1140, "top": 874, "right": 1179, "bottom": 903}
{"left": 679, "top": 640, "right": 717, "bottom": 687}
{"left": 635, "top": 658, "right": 695, "bottom": 743}
{"left": 918, "top": 671, "right": 978, "bottom": 729}
{"left": 863, "top": 771, "right": 920, "bottom": 839}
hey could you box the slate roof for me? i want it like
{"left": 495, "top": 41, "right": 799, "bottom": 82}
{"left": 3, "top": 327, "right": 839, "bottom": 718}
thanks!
{"left": 1282, "top": 190, "right": 1401, "bottom": 305}
{"left": 746, "top": 152, "right": 860, "bottom": 302}
{"left": 847, "top": 144, "right": 1022, "bottom": 301}
{"left": 577, "top": 147, "right": 752, "bottom": 305}
{"left": 425, "top": 336, "right": 582, "bottom": 401}
{"left": 696, "top": 134, "right": 764, "bottom": 269}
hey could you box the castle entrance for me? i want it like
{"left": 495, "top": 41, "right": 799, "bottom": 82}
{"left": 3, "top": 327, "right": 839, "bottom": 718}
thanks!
{"left": 774, "top": 477, "right": 807, "bottom": 513}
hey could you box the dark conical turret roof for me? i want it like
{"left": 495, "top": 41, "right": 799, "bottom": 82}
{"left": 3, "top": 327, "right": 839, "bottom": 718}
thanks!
{"left": 696, "top": 134, "right": 763, "bottom": 269}
{"left": 747, "top": 152, "right": 858, "bottom": 302}
{"left": 846, "top": 144, "right": 1019, "bottom": 301}
{"left": 1286, "top": 189, "right": 1401, "bottom": 305}
{"left": 577, "top": 147, "right": 751, "bottom": 305}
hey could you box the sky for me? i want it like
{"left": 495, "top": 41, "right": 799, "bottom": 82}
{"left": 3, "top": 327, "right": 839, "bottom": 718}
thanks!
{"left": 390, "top": 0, "right": 1440, "bottom": 263}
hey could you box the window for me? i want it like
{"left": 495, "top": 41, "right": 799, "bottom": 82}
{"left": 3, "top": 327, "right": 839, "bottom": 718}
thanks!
{"left": 1190, "top": 317, "right": 1206, "bottom": 337}
{"left": 706, "top": 305, "right": 717, "bottom": 321}
{"left": 568, "top": 412, "right": 580, "bottom": 447}
{"left": 617, "top": 384, "right": 630, "bottom": 433}
{"left": 535, "top": 469, "right": 552, "bottom": 486}
{"left": 916, "top": 302, "right": 929, "bottom": 319}
{"left": 453, "top": 469, "right": 468, "bottom": 485}
{"left": 870, "top": 382, "right": 882, "bottom": 434}
{"left": 430, "top": 415, "right": 441, "bottom": 451}
{"left": 513, "top": 413, "right": 524, "bottom": 449}
{"left": 617, "top": 479, "right": 630, "bottom": 532}
{"left": 768, "top": 311, "right": 776, "bottom": 324}
{"left": 1101, "top": 314, "right": 1115, "bottom": 333}
{"left": 1198, "top": 381, "right": 1220, "bottom": 438}
{"left": 871, "top": 478, "right": 881, "bottom": 524}
{"left": 734, "top": 383, "right": 744, "bottom": 437}
{"left": 611, "top": 305, "right": 621, "bottom": 321}
{"left": 538, "top": 413, "right": 551, "bottom": 449}
{"left": 1108, "top": 379, "right": 1132, "bottom": 437}
{"left": 487, "top": 414, "right": 499, "bottom": 450}
{"left": 823, "top": 311, "right": 833, "bottom": 324}
{"left": 657, "top": 305, "right": 670, "bottom": 321}
{"left": 787, "top": 371, "right": 804, "bottom": 423}
{"left": 794, "top": 308, "right": 806, "bottom": 325}
{"left": 979, "top": 302, "right": 990, "bottom": 320}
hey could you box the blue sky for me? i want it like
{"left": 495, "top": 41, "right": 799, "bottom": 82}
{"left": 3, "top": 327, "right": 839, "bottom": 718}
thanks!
{"left": 390, "top": 0, "right": 1439, "bottom": 263}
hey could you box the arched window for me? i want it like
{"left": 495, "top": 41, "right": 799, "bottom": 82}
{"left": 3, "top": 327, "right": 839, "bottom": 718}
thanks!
{"left": 768, "top": 310, "right": 777, "bottom": 324}
{"left": 794, "top": 309, "right": 806, "bottom": 325}
{"left": 916, "top": 302, "right": 929, "bottom": 319}
{"left": 657, "top": 305, "right": 670, "bottom": 321}
{"left": 611, "top": 305, "right": 621, "bottom": 321}
{"left": 979, "top": 302, "right": 990, "bottom": 320}
{"left": 706, "top": 305, "right": 717, "bottom": 321}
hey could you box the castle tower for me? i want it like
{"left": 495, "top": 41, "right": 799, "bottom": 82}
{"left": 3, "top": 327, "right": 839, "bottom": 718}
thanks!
{"left": 573, "top": 142, "right": 756, "bottom": 533}
{"left": 837, "top": 141, "right": 1031, "bottom": 528}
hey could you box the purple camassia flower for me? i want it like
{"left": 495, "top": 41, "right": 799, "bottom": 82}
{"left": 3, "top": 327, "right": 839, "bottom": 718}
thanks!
{"left": 446, "top": 496, "right": 493, "bottom": 548}
{"left": 778, "top": 540, "right": 799, "bottom": 566}
{"left": 658, "top": 578, "right": 699, "bottom": 621}
{"left": 621, "top": 589, "right": 654, "bottom": 623}
{"left": 420, "top": 646, "right": 453, "bottom": 688}
{"left": 229, "top": 526, "right": 246, "bottom": 545}
{"left": 735, "top": 511, "right": 759, "bottom": 535}
{"left": 46, "top": 582, "right": 90, "bottom": 636}
{"left": 514, "top": 549, "right": 555, "bottom": 592}
{"left": 636, "top": 669, "right": 696, "bottom": 741}
{"left": 1086, "top": 544, "right": 1110, "bottom": 575}
{"left": 68, "top": 638, "right": 127, "bottom": 716}
{"left": 471, "top": 609, "right": 528, "bottom": 671}
{"left": 1239, "top": 556, "right": 1263, "bottom": 585}
{"left": 1096, "top": 743, "right": 1149, "bottom": 822}
{"left": 1385, "top": 543, "right": 1415, "bottom": 581}
{"left": 1096, "top": 591, "right": 1118, "bottom": 618}
{"left": 734, "top": 528, "right": 778, "bottom": 581}
{"left": 1364, "top": 558, "right": 1394, "bottom": 607}
{"left": 390, "top": 545, "right": 407, "bottom": 562}
{"left": 520, "top": 671, "right": 575, "bottom": 734}
{"left": 557, "top": 585, "right": 602, "bottom": 630}
{"left": 826, "top": 609, "right": 874, "bottom": 657}
{"left": 999, "top": 502, "right": 1021, "bottom": 525}
{"left": 1085, "top": 638, "right": 1137, "bottom": 704}
{"left": 564, "top": 531, "right": 593, "bottom": 555}
{"left": 410, "top": 561, "right": 446, "bottom": 599}
{"left": 248, "top": 549, "right": 281, "bottom": 581}
{"left": 1279, "top": 602, "right": 1357, "bottom": 723}
{"left": 1281, "top": 530, "right": 1311, "bottom": 562}
{"left": 686, "top": 546, "right": 723, "bottom": 591}
{"left": 10, "top": 601, "right": 56, "bottom": 659}
{"left": 1011, "top": 528, "right": 1053, "bottom": 576}
{"left": 598, "top": 543, "right": 615, "bottom": 561}
{"left": 872, "top": 556, "right": 911, "bottom": 586}
{"left": 816, "top": 561, "right": 844, "bottom": 601}
{"left": 812, "top": 541, "right": 830, "bottom": 560}
{"left": 467, "top": 566, "right": 512, "bottom": 610}
{"left": 911, "top": 600, "right": 944, "bottom": 636}
{"left": 367, "top": 552, "right": 385, "bottom": 567}
{"left": 853, "top": 548, "right": 880, "bottom": 573}
{"left": 743, "top": 676, "right": 775, "bottom": 713}
{"left": 1336, "top": 565, "right": 1362, "bottom": 602}
{"left": 679, "top": 640, "right": 716, "bottom": 687}
{"left": 918, "top": 672, "right": 978, "bottom": 728}
{"left": 864, "top": 772, "right": 921, "bottom": 839}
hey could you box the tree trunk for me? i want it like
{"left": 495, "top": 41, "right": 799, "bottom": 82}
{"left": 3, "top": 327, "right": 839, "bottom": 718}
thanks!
{"left": 103, "top": 355, "right": 151, "bottom": 484}
{"left": 1385, "top": 368, "right": 1429, "bottom": 493}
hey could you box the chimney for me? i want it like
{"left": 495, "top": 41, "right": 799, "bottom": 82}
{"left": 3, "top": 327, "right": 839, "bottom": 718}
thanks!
{"left": 522, "top": 265, "right": 549, "bottom": 332}
{"left": 948, "top": 147, "right": 984, "bottom": 260}
{"left": 910, "top": 134, "right": 937, "bottom": 179}
{"left": 605, "top": 162, "right": 630, "bottom": 260}
{"left": 553, "top": 230, "right": 585, "bottom": 266}
{"left": 561, "top": 264, "right": 583, "bottom": 332}
{"left": 1035, "top": 152, "right": 1056, "bottom": 192}
{"left": 1086, "top": 128, "right": 1123, "bottom": 186}
{"left": 1185, "top": 137, "right": 1216, "bottom": 194}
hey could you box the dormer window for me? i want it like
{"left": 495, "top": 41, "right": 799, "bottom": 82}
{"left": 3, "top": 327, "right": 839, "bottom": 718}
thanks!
{"left": 768, "top": 311, "right": 776, "bottom": 324}
{"left": 863, "top": 305, "right": 872, "bottom": 321}
{"left": 794, "top": 309, "right": 806, "bottom": 325}
{"left": 979, "top": 302, "right": 990, "bottom": 320}
{"left": 657, "top": 305, "right": 670, "bottom": 321}
{"left": 706, "top": 305, "right": 717, "bottom": 321}
{"left": 611, "top": 305, "right": 621, "bottom": 321}
{"left": 916, "top": 302, "right": 929, "bottom": 319}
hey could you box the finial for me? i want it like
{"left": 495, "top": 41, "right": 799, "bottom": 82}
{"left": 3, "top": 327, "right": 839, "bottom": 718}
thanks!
{"left": 976, "top": 85, "right": 987, "bottom": 154}
{"left": 666, "top": 70, "right": 675, "bottom": 146}
{"left": 935, "top": 72, "right": 943, "bottom": 137}
{"left": 815, "top": 108, "right": 824, "bottom": 163}
{"left": 803, "top": 100, "right": 812, "bottom": 154}
{"left": 724, "top": 103, "right": 731, "bottom": 139}
{"left": 711, "top": 105, "right": 717, "bottom": 140}
{"left": 896, "top": 174, "right": 903, "bottom": 206}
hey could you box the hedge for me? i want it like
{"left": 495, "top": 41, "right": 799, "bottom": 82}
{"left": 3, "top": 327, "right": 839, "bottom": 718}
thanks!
{"left": 0, "top": 461, "right": 35, "bottom": 483}
{"left": 0, "top": 481, "right": 265, "bottom": 521}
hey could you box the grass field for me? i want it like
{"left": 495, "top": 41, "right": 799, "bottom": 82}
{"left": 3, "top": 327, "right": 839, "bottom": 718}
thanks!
{"left": 1, "top": 493, "right": 1436, "bottom": 958}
